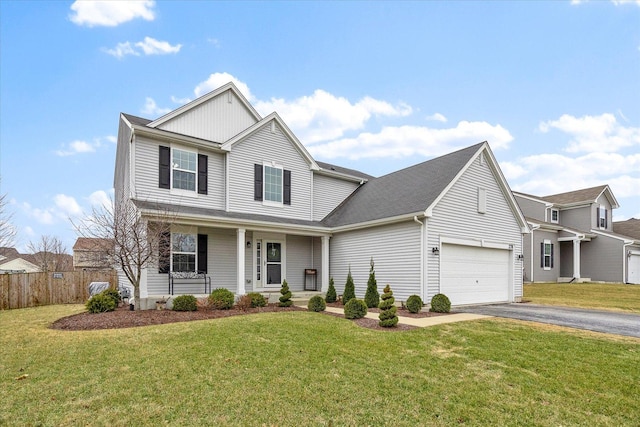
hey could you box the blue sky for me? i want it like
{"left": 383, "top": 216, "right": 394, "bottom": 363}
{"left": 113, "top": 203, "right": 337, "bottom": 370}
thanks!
{"left": 1, "top": 0, "right": 639, "bottom": 253}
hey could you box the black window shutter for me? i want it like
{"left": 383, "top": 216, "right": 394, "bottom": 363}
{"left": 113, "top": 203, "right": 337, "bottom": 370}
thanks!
{"left": 158, "top": 231, "right": 171, "bottom": 273}
{"left": 197, "top": 234, "right": 208, "bottom": 273}
{"left": 540, "top": 242, "right": 544, "bottom": 268}
{"left": 254, "top": 164, "right": 263, "bottom": 201}
{"left": 198, "top": 154, "right": 208, "bottom": 195}
{"left": 159, "top": 146, "right": 171, "bottom": 189}
{"left": 550, "top": 244, "right": 554, "bottom": 268}
{"left": 283, "top": 169, "right": 291, "bottom": 205}
{"left": 604, "top": 209, "right": 608, "bottom": 228}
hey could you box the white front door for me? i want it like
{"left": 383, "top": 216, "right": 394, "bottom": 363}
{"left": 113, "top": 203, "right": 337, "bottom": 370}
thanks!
{"left": 255, "top": 238, "right": 285, "bottom": 288}
{"left": 629, "top": 252, "right": 640, "bottom": 284}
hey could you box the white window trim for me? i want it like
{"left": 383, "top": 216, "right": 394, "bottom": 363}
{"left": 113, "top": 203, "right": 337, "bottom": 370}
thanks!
{"left": 170, "top": 147, "right": 198, "bottom": 196}
{"left": 171, "top": 232, "right": 197, "bottom": 272}
{"left": 543, "top": 239, "right": 552, "bottom": 271}
{"left": 262, "top": 161, "right": 283, "bottom": 207}
{"left": 550, "top": 208, "right": 559, "bottom": 224}
{"left": 598, "top": 205, "right": 607, "bottom": 229}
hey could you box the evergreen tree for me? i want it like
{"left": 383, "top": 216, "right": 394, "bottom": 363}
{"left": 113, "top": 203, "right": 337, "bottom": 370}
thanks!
{"left": 278, "top": 280, "right": 293, "bottom": 307}
{"left": 343, "top": 267, "right": 356, "bottom": 305}
{"left": 325, "top": 277, "right": 337, "bottom": 303}
{"left": 378, "top": 284, "right": 399, "bottom": 327}
{"left": 364, "top": 257, "right": 380, "bottom": 308}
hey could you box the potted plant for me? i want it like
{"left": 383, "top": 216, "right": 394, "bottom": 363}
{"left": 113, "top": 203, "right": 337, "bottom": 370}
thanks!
{"left": 155, "top": 296, "right": 170, "bottom": 310}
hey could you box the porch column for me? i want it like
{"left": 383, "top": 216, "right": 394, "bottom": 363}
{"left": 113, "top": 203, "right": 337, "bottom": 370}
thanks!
{"left": 573, "top": 239, "right": 581, "bottom": 280}
{"left": 321, "top": 235, "right": 330, "bottom": 292}
{"left": 237, "top": 228, "right": 246, "bottom": 295}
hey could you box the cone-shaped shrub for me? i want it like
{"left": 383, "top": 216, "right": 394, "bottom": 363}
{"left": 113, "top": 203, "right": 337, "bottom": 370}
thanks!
{"left": 325, "top": 277, "right": 337, "bottom": 303}
{"left": 430, "top": 293, "right": 451, "bottom": 313}
{"left": 344, "top": 298, "right": 367, "bottom": 319}
{"left": 278, "top": 280, "right": 293, "bottom": 307}
{"left": 378, "top": 284, "right": 399, "bottom": 327}
{"left": 364, "top": 257, "right": 380, "bottom": 308}
{"left": 343, "top": 267, "right": 356, "bottom": 305}
{"left": 406, "top": 295, "right": 423, "bottom": 314}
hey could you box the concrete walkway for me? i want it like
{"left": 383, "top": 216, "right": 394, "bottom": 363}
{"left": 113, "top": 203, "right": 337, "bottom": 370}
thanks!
{"left": 302, "top": 305, "right": 491, "bottom": 327}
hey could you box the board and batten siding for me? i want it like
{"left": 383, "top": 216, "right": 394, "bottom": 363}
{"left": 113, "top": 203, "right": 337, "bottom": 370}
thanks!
{"left": 285, "top": 235, "right": 315, "bottom": 291}
{"left": 155, "top": 90, "right": 258, "bottom": 143}
{"left": 227, "top": 124, "right": 312, "bottom": 220}
{"left": 313, "top": 174, "right": 360, "bottom": 221}
{"left": 427, "top": 154, "right": 524, "bottom": 301}
{"left": 330, "top": 221, "right": 422, "bottom": 302}
{"left": 132, "top": 136, "right": 226, "bottom": 210}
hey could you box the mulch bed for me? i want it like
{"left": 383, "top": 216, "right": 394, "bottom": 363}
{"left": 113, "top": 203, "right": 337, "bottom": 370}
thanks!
{"left": 50, "top": 301, "right": 449, "bottom": 332}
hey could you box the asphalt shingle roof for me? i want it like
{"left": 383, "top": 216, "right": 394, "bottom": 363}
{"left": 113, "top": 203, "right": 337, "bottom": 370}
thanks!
{"left": 613, "top": 218, "right": 640, "bottom": 240}
{"left": 542, "top": 185, "right": 608, "bottom": 205}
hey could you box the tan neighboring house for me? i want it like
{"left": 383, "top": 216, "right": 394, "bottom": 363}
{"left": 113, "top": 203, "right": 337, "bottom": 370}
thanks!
{"left": 73, "top": 238, "right": 114, "bottom": 271}
{"left": 0, "top": 247, "right": 41, "bottom": 273}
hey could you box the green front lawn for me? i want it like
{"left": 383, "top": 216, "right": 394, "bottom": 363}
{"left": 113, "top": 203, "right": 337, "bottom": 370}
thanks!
{"left": 524, "top": 283, "right": 640, "bottom": 313}
{"left": 1, "top": 305, "right": 638, "bottom": 426}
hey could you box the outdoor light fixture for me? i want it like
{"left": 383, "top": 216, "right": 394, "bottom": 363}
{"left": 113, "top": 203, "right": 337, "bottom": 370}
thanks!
{"left": 246, "top": 241, "right": 251, "bottom": 249}
{"left": 517, "top": 254, "right": 524, "bottom": 260}
{"left": 432, "top": 247, "right": 440, "bottom": 255}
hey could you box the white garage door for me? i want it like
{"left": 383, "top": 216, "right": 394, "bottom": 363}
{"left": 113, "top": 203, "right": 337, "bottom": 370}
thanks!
{"left": 441, "top": 243, "right": 510, "bottom": 305}
{"left": 629, "top": 253, "right": 640, "bottom": 285}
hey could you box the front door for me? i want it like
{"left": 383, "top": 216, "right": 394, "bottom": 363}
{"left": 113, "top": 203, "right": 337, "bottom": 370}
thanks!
{"left": 265, "top": 242, "right": 282, "bottom": 287}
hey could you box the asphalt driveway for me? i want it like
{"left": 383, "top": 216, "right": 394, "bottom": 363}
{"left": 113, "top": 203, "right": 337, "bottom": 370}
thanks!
{"left": 454, "top": 304, "right": 640, "bottom": 338}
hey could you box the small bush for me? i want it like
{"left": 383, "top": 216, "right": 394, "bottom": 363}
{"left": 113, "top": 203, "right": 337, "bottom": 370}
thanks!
{"left": 307, "top": 295, "right": 326, "bottom": 312}
{"left": 343, "top": 268, "right": 356, "bottom": 305}
{"left": 86, "top": 293, "right": 116, "bottom": 313}
{"left": 235, "top": 294, "right": 253, "bottom": 311}
{"left": 172, "top": 294, "right": 197, "bottom": 311}
{"left": 247, "top": 292, "right": 267, "bottom": 308}
{"left": 430, "top": 293, "right": 451, "bottom": 313}
{"left": 406, "top": 295, "right": 423, "bottom": 314}
{"left": 209, "top": 288, "right": 235, "bottom": 310}
{"left": 325, "top": 277, "right": 337, "bottom": 303}
{"left": 101, "top": 288, "right": 121, "bottom": 306}
{"left": 344, "top": 298, "right": 368, "bottom": 319}
{"left": 278, "top": 280, "right": 293, "bottom": 307}
{"left": 378, "top": 284, "right": 398, "bottom": 328}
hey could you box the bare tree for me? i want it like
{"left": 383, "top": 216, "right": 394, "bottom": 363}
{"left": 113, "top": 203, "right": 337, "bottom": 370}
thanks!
{"left": 27, "top": 235, "right": 72, "bottom": 272}
{"left": 74, "top": 198, "right": 173, "bottom": 310}
{"left": 0, "top": 190, "right": 16, "bottom": 248}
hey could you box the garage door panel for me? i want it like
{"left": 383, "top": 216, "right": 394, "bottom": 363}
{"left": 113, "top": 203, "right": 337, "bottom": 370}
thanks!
{"left": 629, "top": 254, "right": 640, "bottom": 284}
{"left": 441, "top": 244, "right": 510, "bottom": 305}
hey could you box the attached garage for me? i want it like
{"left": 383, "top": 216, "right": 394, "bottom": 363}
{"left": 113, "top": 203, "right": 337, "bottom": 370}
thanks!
{"left": 629, "top": 251, "right": 640, "bottom": 285}
{"left": 441, "top": 243, "right": 511, "bottom": 305}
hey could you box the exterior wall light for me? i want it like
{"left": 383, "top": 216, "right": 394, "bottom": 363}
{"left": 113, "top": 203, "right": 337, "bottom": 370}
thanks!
{"left": 432, "top": 247, "right": 440, "bottom": 255}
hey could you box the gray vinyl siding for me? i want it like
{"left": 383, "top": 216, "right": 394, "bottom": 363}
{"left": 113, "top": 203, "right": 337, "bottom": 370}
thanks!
{"left": 286, "top": 235, "right": 314, "bottom": 291}
{"left": 594, "top": 195, "right": 613, "bottom": 231}
{"left": 245, "top": 231, "right": 254, "bottom": 293}
{"left": 156, "top": 90, "right": 258, "bottom": 142}
{"left": 330, "top": 221, "right": 421, "bottom": 302}
{"left": 313, "top": 237, "right": 322, "bottom": 288}
{"left": 528, "top": 230, "right": 559, "bottom": 282}
{"left": 427, "top": 156, "right": 523, "bottom": 301}
{"left": 581, "top": 235, "right": 623, "bottom": 282}
{"left": 228, "top": 124, "right": 312, "bottom": 220}
{"left": 210, "top": 228, "right": 238, "bottom": 292}
{"left": 114, "top": 118, "right": 132, "bottom": 203}
{"left": 132, "top": 136, "right": 225, "bottom": 210}
{"left": 560, "top": 206, "right": 591, "bottom": 232}
{"left": 313, "top": 174, "right": 360, "bottom": 221}
{"left": 514, "top": 195, "right": 547, "bottom": 222}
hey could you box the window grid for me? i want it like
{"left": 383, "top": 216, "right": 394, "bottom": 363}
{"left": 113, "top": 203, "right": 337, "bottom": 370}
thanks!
{"left": 264, "top": 166, "right": 283, "bottom": 203}
{"left": 543, "top": 242, "right": 552, "bottom": 269}
{"left": 172, "top": 233, "right": 196, "bottom": 272}
{"left": 172, "top": 149, "right": 196, "bottom": 191}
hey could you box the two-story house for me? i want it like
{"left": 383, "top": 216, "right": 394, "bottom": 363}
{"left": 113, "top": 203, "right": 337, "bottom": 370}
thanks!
{"left": 114, "top": 82, "right": 529, "bottom": 309}
{"left": 514, "top": 186, "right": 640, "bottom": 284}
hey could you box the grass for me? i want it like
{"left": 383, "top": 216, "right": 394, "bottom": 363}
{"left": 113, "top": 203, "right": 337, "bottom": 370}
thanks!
{"left": 524, "top": 282, "right": 640, "bottom": 313}
{"left": 1, "top": 305, "right": 639, "bottom": 426}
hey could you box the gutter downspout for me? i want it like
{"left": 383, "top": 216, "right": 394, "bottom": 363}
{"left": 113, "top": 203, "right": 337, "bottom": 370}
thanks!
{"left": 414, "top": 216, "right": 425, "bottom": 300}
{"left": 530, "top": 224, "right": 540, "bottom": 282}
{"left": 623, "top": 241, "right": 633, "bottom": 284}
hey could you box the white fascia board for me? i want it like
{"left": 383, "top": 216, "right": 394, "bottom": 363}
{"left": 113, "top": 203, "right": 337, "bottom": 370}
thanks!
{"left": 440, "top": 236, "right": 512, "bottom": 250}
{"left": 598, "top": 185, "right": 621, "bottom": 209}
{"left": 120, "top": 113, "right": 133, "bottom": 128}
{"left": 131, "top": 125, "right": 224, "bottom": 152}
{"left": 590, "top": 229, "right": 638, "bottom": 244}
{"left": 330, "top": 212, "right": 425, "bottom": 233}
{"left": 314, "top": 168, "right": 368, "bottom": 184}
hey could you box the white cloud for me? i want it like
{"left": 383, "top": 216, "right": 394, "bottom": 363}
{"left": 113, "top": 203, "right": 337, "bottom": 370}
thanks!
{"left": 135, "top": 37, "right": 182, "bottom": 55}
{"left": 308, "top": 121, "right": 513, "bottom": 160}
{"left": 70, "top": 0, "right": 155, "bottom": 27}
{"left": 104, "top": 42, "right": 139, "bottom": 59}
{"left": 426, "top": 113, "right": 448, "bottom": 123}
{"left": 171, "top": 95, "right": 191, "bottom": 105}
{"left": 141, "top": 97, "right": 171, "bottom": 116}
{"left": 22, "top": 202, "right": 54, "bottom": 225}
{"left": 88, "top": 190, "right": 113, "bottom": 211}
{"left": 539, "top": 113, "right": 640, "bottom": 153}
{"left": 55, "top": 136, "right": 114, "bottom": 156}
{"left": 194, "top": 72, "right": 254, "bottom": 100}
{"left": 54, "top": 194, "right": 84, "bottom": 218}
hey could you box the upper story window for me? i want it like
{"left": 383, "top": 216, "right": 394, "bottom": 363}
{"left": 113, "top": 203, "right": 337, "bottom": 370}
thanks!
{"left": 264, "top": 165, "right": 283, "bottom": 203}
{"left": 159, "top": 145, "right": 208, "bottom": 195}
{"left": 598, "top": 206, "right": 607, "bottom": 229}
{"left": 550, "top": 208, "right": 559, "bottom": 223}
{"left": 254, "top": 163, "right": 291, "bottom": 206}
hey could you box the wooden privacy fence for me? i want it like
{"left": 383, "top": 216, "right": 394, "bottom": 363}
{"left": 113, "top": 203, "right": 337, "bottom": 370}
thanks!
{"left": 0, "top": 270, "right": 118, "bottom": 310}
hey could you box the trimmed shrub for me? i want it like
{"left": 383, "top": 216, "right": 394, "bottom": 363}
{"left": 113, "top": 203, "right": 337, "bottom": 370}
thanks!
{"left": 343, "top": 268, "right": 356, "bottom": 305}
{"left": 406, "top": 295, "right": 423, "bottom": 314}
{"left": 172, "top": 294, "right": 197, "bottom": 311}
{"left": 308, "top": 295, "right": 326, "bottom": 312}
{"left": 247, "top": 292, "right": 267, "bottom": 308}
{"left": 278, "top": 280, "right": 293, "bottom": 307}
{"left": 344, "top": 298, "right": 367, "bottom": 319}
{"left": 430, "top": 293, "right": 451, "bottom": 313}
{"left": 364, "top": 258, "right": 380, "bottom": 308}
{"left": 86, "top": 293, "right": 116, "bottom": 313}
{"left": 378, "top": 284, "right": 398, "bottom": 327}
{"left": 325, "top": 277, "right": 337, "bottom": 303}
{"left": 235, "top": 294, "right": 253, "bottom": 311}
{"left": 101, "top": 288, "right": 121, "bottom": 306}
{"left": 209, "top": 288, "right": 235, "bottom": 310}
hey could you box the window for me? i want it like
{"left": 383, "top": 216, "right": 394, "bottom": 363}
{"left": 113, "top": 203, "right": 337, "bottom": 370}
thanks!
{"left": 172, "top": 233, "right": 196, "bottom": 272}
{"left": 158, "top": 146, "right": 207, "bottom": 194}
{"left": 550, "top": 209, "right": 559, "bottom": 223}
{"left": 254, "top": 164, "right": 291, "bottom": 205}
{"left": 541, "top": 240, "right": 554, "bottom": 270}
{"left": 598, "top": 206, "right": 607, "bottom": 229}
{"left": 264, "top": 165, "right": 283, "bottom": 203}
{"left": 172, "top": 149, "right": 197, "bottom": 191}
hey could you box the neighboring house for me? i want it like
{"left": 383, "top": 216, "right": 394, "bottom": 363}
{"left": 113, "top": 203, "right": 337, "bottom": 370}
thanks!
{"left": 613, "top": 218, "right": 640, "bottom": 284}
{"left": 73, "top": 238, "right": 113, "bottom": 271}
{"left": 0, "top": 247, "right": 41, "bottom": 273}
{"left": 514, "top": 186, "right": 640, "bottom": 284}
{"left": 114, "top": 82, "right": 529, "bottom": 309}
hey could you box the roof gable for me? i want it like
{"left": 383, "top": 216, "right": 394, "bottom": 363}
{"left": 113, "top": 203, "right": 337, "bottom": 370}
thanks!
{"left": 542, "top": 185, "right": 619, "bottom": 208}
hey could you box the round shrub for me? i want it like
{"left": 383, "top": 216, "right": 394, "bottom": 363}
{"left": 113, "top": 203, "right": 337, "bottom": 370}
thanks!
{"left": 101, "top": 288, "right": 121, "bottom": 306}
{"left": 86, "top": 293, "right": 116, "bottom": 313}
{"left": 344, "top": 298, "right": 368, "bottom": 319}
{"left": 307, "top": 295, "right": 326, "bottom": 312}
{"left": 430, "top": 293, "right": 451, "bottom": 313}
{"left": 247, "top": 292, "right": 267, "bottom": 308}
{"left": 209, "top": 288, "right": 235, "bottom": 310}
{"left": 406, "top": 295, "right": 423, "bottom": 314}
{"left": 172, "top": 294, "right": 197, "bottom": 311}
